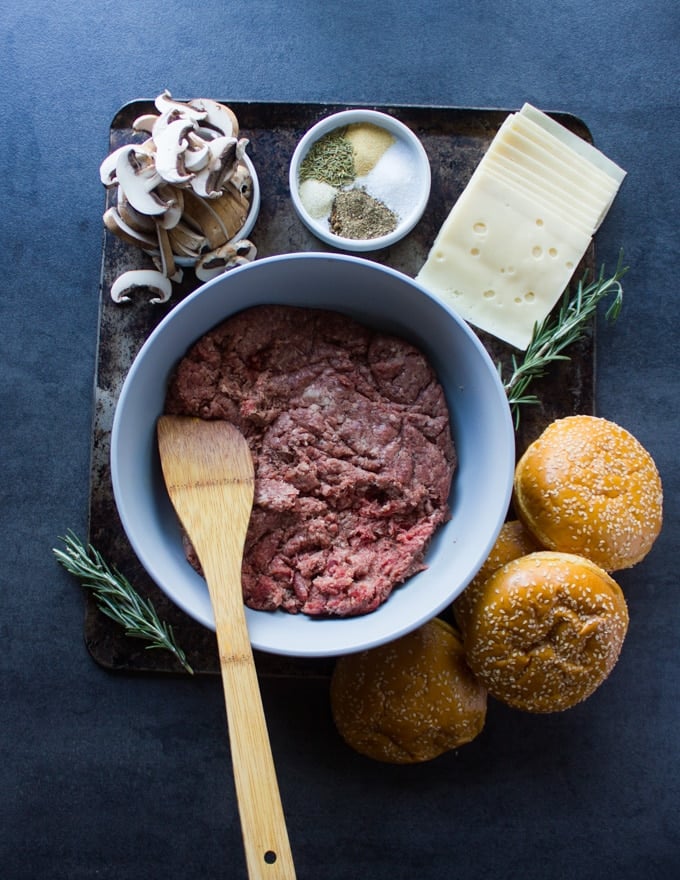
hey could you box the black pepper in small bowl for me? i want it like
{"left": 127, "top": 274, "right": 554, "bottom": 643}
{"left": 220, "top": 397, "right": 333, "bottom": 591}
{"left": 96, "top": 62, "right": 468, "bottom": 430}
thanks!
{"left": 329, "top": 188, "right": 398, "bottom": 240}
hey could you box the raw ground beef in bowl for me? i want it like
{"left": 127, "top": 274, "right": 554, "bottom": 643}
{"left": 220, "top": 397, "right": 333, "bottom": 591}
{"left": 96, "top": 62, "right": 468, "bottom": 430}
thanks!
{"left": 165, "top": 304, "right": 456, "bottom": 618}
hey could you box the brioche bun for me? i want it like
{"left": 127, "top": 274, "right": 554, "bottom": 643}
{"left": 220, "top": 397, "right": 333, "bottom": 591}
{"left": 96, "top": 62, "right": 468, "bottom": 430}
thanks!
{"left": 330, "top": 618, "right": 486, "bottom": 763}
{"left": 453, "top": 520, "right": 540, "bottom": 634}
{"left": 463, "top": 551, "right": 629, "bottom": 713}
{"left": 513, "top": 415, "right": 662, "bottom": 571}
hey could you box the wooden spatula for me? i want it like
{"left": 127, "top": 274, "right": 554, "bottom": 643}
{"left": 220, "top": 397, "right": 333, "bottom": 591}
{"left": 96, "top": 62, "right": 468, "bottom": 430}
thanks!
{"left": 157, "top": 415, "right": 296, "bottom": 880}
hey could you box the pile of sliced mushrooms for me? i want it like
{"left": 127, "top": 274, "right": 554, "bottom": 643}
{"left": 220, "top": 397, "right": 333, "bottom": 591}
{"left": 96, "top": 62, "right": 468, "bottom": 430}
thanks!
{"left": 100, "top": 90, "right": 258, "bottom": 304}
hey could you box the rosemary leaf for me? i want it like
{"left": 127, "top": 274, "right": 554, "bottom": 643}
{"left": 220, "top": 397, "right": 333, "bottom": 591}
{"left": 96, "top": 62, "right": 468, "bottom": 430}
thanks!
{"left": 499, "top": 252, "right": 628, "bottom": 428}
{"left": 53, "top": 530, "right": 193, "bottom": 674}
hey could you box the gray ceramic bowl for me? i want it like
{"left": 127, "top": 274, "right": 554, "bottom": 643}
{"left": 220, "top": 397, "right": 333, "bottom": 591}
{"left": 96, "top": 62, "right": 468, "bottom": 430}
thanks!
{"left": 111, "top": 253, "right": 515, "bottom": 657}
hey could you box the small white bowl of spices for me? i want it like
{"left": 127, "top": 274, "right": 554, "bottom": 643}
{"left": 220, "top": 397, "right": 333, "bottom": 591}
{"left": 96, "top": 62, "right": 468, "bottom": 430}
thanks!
{"left": 289, "top": 109, "right": 431, "bottom": 252}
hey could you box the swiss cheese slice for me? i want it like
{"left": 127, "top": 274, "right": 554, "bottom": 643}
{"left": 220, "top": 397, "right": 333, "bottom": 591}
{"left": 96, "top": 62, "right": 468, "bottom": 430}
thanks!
{"left": 482, "top": 154, "right": 596, "bottom": 232}
{"left": 416, "top": 104, "right": 626, "bottom": 349}
{"left": 481, "top": 164, "right": 592, "bottom": 240}
{"left": 518, "top": 103, "right": 627, "bottom": 185}
{"left": 415, "top": 171, "right": 591, "bottom": 351}
{"left": 510, "top": 113, "right": 624, "bottom": 227}
{"left": 499, "top": 122, "right": 617, "bottom": 204}
{"left": 485, "top": 139, "right": 604, "bottom": 215}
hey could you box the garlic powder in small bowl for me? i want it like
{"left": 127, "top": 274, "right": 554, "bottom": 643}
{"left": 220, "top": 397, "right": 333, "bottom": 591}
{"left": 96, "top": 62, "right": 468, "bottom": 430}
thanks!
{"left": 289, "top": 109, "right": 431, "bottom": 252}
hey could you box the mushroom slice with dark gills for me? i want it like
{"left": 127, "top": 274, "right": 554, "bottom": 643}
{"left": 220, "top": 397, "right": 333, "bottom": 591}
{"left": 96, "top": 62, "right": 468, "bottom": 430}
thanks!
{"left": 153, "top": 119, "right": 196, "bottom": 186}
{"left": 110, "top": 269, "right": 173, "bottom": 304}
{"left": 114, "top": 146, "right": 169, "bottom": 216}
{"left": 195, "top": 239, "right": 257, "bottom": 281}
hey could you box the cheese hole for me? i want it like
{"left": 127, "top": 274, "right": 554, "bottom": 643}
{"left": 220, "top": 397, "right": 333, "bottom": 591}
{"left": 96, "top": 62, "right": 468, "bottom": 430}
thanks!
{"left": 483, "top": 289, "right": 495, "bottom": 299}
{"left": 549, "top": 247, "right": 558, "bottom": 257}
{"left": 473, "top": 222, "right": 487, "bottom": 234}
{"left": 470, "top": 247, "right": 480, "bottom": 256}
{"left": 524, "top": 291, "right": 536, "bottom": 302}
{"left": 565, "top": 260, "right": 574, "bottom": 269}
{"left": 532, "top": 246, "right": 543, "bottom": 258}
{"left": 535, "top": 218, "right": 544, "bottom": 227}
{"left": 514, "top": 296, "right": 522, "bottom": 303}
{"left": 434, "top": 250, "right": 445, "bottom": 261}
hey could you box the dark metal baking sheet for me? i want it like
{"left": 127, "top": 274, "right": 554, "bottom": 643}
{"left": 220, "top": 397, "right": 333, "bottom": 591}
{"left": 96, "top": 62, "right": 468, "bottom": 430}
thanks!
{"left": 86, "top": 100, "right": 595, "bottom": 676}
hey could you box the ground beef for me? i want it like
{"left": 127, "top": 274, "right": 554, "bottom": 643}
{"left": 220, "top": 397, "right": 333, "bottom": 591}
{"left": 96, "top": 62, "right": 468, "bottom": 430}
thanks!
{"left": 164, "top": 305, "right": 456, "bottom": 617}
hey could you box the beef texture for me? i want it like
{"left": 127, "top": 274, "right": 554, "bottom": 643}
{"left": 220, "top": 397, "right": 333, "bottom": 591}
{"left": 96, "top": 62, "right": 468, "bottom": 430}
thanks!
{"left": 165, "top": 305, "right": 456, "bottom": 617}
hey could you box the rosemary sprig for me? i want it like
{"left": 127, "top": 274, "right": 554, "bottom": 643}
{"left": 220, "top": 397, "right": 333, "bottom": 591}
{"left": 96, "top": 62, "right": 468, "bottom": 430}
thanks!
{"left": 499, "top": 252, "right": 628, "bottom": 428}
{"left": 53, "top": 530, "right": 193, "bottom": 674}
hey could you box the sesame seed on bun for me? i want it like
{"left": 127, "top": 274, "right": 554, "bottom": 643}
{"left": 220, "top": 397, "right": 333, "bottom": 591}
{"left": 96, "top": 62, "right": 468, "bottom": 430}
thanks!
{"left": 330, "top": 618, "right": 487, "bottom": 763}
{"left": 453, "top": 520, "right": 540, "bottom": 635}
{"left": 513, "top": 415, "right": 663, "bottom": 571}
{"left": 463, "top": 551, "right": 629, "bottom": 713}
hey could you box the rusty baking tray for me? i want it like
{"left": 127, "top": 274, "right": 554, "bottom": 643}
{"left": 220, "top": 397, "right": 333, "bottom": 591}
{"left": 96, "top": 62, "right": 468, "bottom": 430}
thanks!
{"left": 86, "top": 100, "right": 595, "bottom": 676}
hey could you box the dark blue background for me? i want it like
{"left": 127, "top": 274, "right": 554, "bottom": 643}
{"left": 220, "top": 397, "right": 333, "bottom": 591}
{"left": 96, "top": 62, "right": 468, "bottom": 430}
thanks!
{"left": 1, "top": 2, "right": 678, "bottom": 878}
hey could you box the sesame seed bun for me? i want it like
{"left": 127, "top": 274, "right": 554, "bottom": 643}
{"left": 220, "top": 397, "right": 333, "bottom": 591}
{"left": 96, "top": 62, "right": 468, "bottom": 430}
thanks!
{"left": 463, "top": 551, "right": 629, "bottom": 713}
{"left": 513, "top": 415, "right": 663, "bottom": 571}
{"left": 453, "top": 520, "right": 540, "bottom": 634}
{"left": 330, "top": 618, "right": 487, "bottom": 763}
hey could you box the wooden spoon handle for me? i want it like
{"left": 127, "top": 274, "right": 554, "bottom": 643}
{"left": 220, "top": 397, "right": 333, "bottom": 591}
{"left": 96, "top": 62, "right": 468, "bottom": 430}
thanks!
{"left": 218, "top": 641, "right": 296, "bottom": 878}
{"left": 156, "top": 416, "right": 295, "bottom": 878}
{"left": 205, "top": 552, "right": 296, "bottom": 880}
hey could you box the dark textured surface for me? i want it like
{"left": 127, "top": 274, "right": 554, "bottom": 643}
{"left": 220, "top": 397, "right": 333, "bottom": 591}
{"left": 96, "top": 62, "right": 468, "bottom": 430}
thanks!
{"left": 2, "top": 2, "right": 678, "bottom": 879}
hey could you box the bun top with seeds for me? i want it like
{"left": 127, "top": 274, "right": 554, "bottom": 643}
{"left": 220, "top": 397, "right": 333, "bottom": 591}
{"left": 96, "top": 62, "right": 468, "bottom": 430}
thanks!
{"left": 513, "top": 415, "right": 663, "bottom": 571}
{"left": 330, "top": 618, "right": 487, "bottom": 763}
{"left": 463, "top": 551, "right": 629, "bottom": 713}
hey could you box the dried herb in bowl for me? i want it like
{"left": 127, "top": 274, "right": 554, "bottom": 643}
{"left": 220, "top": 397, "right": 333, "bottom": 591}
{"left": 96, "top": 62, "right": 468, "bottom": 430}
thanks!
{"left": 298, "top": 129, "right": 355, "bottom": 187}
{"left": 330, "top": 188, "right": 398, "bottom": 240}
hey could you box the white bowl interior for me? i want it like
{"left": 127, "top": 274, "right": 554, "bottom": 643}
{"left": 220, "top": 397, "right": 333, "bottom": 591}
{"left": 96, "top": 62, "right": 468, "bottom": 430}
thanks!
{"left": 111, "top": 253, "right": 514, "bottom": 657}
{"left": 289, "top": 110, "right": 431, "bottom": 252}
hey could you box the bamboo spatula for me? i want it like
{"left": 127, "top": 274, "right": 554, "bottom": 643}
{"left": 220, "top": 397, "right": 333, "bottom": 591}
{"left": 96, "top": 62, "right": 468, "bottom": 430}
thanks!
{"left": 157, "top": 415, "right": 296, "bottom": 880}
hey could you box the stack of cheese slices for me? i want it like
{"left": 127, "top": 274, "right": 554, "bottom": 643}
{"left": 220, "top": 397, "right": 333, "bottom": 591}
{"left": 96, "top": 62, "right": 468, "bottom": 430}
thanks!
{"left": 416, "top": 103, "right": 626, "bottom": 350}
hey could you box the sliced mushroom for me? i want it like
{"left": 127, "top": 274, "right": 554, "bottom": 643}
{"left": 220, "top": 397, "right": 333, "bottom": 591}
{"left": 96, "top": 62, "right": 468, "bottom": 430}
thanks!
{"left": 154, "top": 89, "right": 207, "bottom": 122}
{"left": 136, "top": 137, "right": 157, "bottom": 157}
{"left": 215, "top": 138, "right": 249, "bottom": 191}
{"left": 189, "top": 98, "right": 239, "bottom": 139}
{"left": 167, "top": 220, "right": 207, "bottom": 258}
{"left": 101, "top": 93, "right": 256, "bottom": 302}
{"left": 195, "top": 239, "right": 257, "bottom": 281}
{"left": 231, "top": 239, "right": 257, "bottom": 261}
{"left": 99, "top": 144, "right": 136, "bottom": 187}
{"left": 208, "top": 184, "right": 250, "bottom": 238}
{"left": 182, "top": 188, "right": 236, "bottom": 248}
{"left": 150, "top": 107, "right": 187, "bottom": 144}
{"left": 103, "top": 206, "right": 158, "bottom": 250}
{"left": 116, "top": 186, "right": 157, "bottom": 234}
{"left": 115, "top": 146, "right": 169, "bottom": 216}
{"left": 156, "top": 184, "right": 184, "bottom": 230}
{"left": 132, "top": 113, "right": 160, "bottom": 134}
{"left": 230, "top": 161, "right": 253, "bottom": 198}
{"left": 154, "top": 223, "right": 182, "bottom": 283}
{"left": 110, "top": 269, "right": 173, "bottom": 304}
{"left": 153, "top": 118, "right": 196, "bottom": 186}
{"left": 217, "top": 138, "right": 250, "bottom": 191}
{"left": 190, "top": 136, "right": 238, "bottom": 198}
{"left": 184, "top": 132, "right": 211, "bottom": 172}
